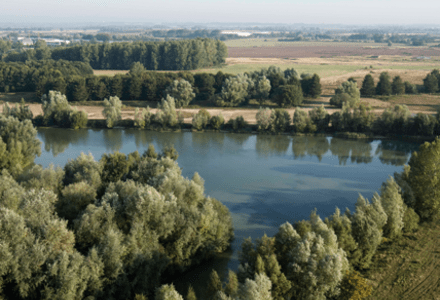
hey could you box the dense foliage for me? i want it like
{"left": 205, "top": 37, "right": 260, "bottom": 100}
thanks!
{"left": 0, "top": 117, "right": 234, "bottom": 299}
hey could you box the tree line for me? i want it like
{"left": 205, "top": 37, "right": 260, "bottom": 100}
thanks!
{"left": 4, "top": 38, "right": 228, "bottom": 71}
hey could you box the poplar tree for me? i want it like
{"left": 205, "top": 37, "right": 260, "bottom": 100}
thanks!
{"left": 376, "top": 72, "right": 392, "bottom": 96}
{"left": 360, "top": 74, "right": 375, "bottom": 97}
{"left": 102, "top": 96, "right": 122, "bottom": 128}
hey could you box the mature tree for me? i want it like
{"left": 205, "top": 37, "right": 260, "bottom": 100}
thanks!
{"left": 376, "top": 72, "right": 392, "bottom": 96}
{"left": 309, "top": 105, "right": 330, "bottom": 132}
{"left": 0, "top": 115, "right": 41, "bottom": 177}
{"left": 154, "top": 95, "right": 179, "bottom": 128}
{"left": 129, "top": 62, "right": 147, "bottom": 76}
{"left": 380, "top": 177, "right": 406, "bottom": 239}
{"left": 270, "top": 109, "right": 291, "bottom": 133}
{"left": 165, "top": 79, "right": 196, "bottom": 108}
{"left": 42, "top": 90, "right": 73, "bottom": 127}
{"left": 209, "top": 113, "right": 225, "bottom": 130}
{"left": 2, "top": 100, "right": 33, "bottom": 121}
{"left": 404, "top": 81, "right": 417, "bottom": 94}
{"left": 250, "top": 76, "right": 271, "bottom": 105}
{"left": 292, "top": 108, "right": 316, "bottom": 133}
{"left": 375, "top": 104, "right": 411, "bottom": 135}
{"left": 192, "top": 109, "right": 211, "bottom": 131}
{"left": 423, "top": 73, "right": 439, "bottom": 93}
{"left": 217, "top": 74, "right": 250, "bottom": 107}
{"left": 256, "top": 107, "right": 273, "bottom": 132}
{"left": 308, "top": 74, "right": 322, "bottom": 98}
{"left": 408, "top": 137, "right": 440, "bottom": 221}
{"left": 350, "top": 194, "right": 387, "bottom": 269}
{"left": 272, "top": 84, "right": 303, "bottom": 108}
{"left": 392, "top": 76, "right": 405, "bottom": 95}
{"left": 330, "top": 81, "right": 360, "bottom": 108}
{"left": 360, "top": 74, "right": 375, "bottom": 97}
{"left": 102, "top": 96, "right": 122, "bottom": 128}
{"left": 274, "top": 212, "right": 349, "bottom": 300}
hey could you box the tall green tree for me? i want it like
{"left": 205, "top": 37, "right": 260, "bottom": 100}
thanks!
{"left": 392, "top": 76, "right": 405, "bottom": 95}
{"left": 165, "top": 79, "right": 196, "bottom": 108}
{"left": 360, "top": 74, "right": 375, "bottom": 97}
{"left": 272, "top": 84, "right": 303, "bottom": 108}
{"left": 102, "top": 96, "right": 122, "bottom": 128}
{"left": 423, "top": 73, "right": 439, "bottom": 93}
{"left": 376, "top": 72, "right": 392, "bottom": 96}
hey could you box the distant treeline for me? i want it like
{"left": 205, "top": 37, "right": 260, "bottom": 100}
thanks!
{"left": 3, "top": 38, "right": 228, "bottom": 70}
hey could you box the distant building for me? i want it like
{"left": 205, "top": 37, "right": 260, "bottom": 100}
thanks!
{"left": 16, "top": 37, "right": 34, "bottom": 46}
{"left": 40, "top": 38, "right": 71, "bottom": 46}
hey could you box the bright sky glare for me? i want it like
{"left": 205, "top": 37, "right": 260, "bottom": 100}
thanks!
{"left": 1, "top": 0, "right": 438, "bottom": 25}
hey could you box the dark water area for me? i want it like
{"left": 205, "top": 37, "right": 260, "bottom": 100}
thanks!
{"left": 35, "top": 128, "right": 422, "bottom": 297}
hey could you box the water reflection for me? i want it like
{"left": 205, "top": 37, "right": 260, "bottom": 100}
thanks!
{"left": 291, "top": 136, "right": 329, "bottom": 161}
{"left": 226, "top": 133, "right": 250, "bottom": 148}
{"left": 192, "top": 131, "right": 225, "bottom": 155}
{"left": 102, "top": 129, "right": 123, "bottom": 152}
{"left": 375, "top": 140, "right": 419, "bottom": 166}
{"left": 256, "top": 134, "right": 291, "bottom": 157}
{"left": 329, "top": 138, "right": 373, "bottom": 165}
{"left": 39, "top": 128, "right": 89, "bottom": 157}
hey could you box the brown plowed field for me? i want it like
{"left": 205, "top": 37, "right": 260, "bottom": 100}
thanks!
{"left": 228, "top": 45, "right": 440, "bottom": 58}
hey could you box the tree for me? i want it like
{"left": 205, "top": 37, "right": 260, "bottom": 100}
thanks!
{"left": 270, "top": 109, "right": 291, "bottom": 133}
{"left": 308, "top": 74, "right": 322, "bottom": 98}
{"left": 330, "top": 81, "right": 360, "bottom": 108}
{"left": 102, "top": 96, "right": 122, "bottom": 128}
{"left": 0, "top": 115, "right": 41, "bottom": 177}
{"left": 41, "top": 90, "right": 73, "bottom": 127}
{"left": 404, "top": 81, "right": 417, "bottom": 94}
{"left": 62, "top": 152, "right": 102, "bottom": 190}
{"left": 272, "top": 84, "right": 303, "bottom": 108}
{"left": 165, "top": 79, "right": 196, "bottom": 108}
{"left": 376, "top": 72, "right": 392, "bottom": 96}
{"left": 338, "top": 270, "right": 373, "bottom": 300}
{"left": 207, "top": 270, "right": 223, "bottom": 299}
{"left": 155, "top": 284, "right": 184, "bottom": 300}
{"left": 360, "top": 74, "right": 375, "bottom": 97}
{"left": 350, "top": 194, "right": 387, "bottom": 269}
{"left": 210, "top": 113, "right": 225, "bottom": 130}
{"left": 2, "top": 100, "right": 33, "bottom": 121}
{"left": 392, "top": 76, "right": 405, "bottom": 95}
{"left": 217, "top": 74, "right": 250, "bottom": 107}
{"left": 308, "top": 105, "right": 330, "bottom": 132}
{"left": 380, "top": 177, "right": 405, "bottom": 239}
{"left": 256, "top": 107, "right": 273, "bottom": 132}
{"left": 292, "top": 108, "right": 316, "bottom": 133}
{"left": 408, "top": 137, "right": 440, "bottom": 221}
{"left": 192, "top": 109, "right": 211, "bottom": 131}
{"left": 251, "top": 76, "right": 271, "bottom": 105}
{"left": 129, "top": 62, "right": 147, "bottom": 76}
{"left": 154, "top": 95, "right": 179, "bottom": 129}
{"left": 423, "top": 73, "right": 439, "bottom": 93}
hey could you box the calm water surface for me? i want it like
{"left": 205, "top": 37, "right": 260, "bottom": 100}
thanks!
{"left": 35, "top": 128, "right": 421, "bottom": 296}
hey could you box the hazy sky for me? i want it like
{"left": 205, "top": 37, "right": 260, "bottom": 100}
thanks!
{"left": 1, "top": 0, "right": 439, "bottom": 25}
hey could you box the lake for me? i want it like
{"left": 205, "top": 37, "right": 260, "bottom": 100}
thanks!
{"left": 35, "top": 128, "right": 421, "bottom": 296}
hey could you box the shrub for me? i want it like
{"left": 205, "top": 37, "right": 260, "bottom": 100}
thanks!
{"left": 209, "top": 113, "right": 225, "bottom": 130}
{"left": 154, "top": 95, "right": 179, "bottom": 129}
{"left": 102, "top": 96, "right": 122, "bottom": 128}
{"left": 375, "top": 104, "right": 411, "bottom": 135}
{"left": 338, "top": 270, "right": 373, "bottom": 300}
{"left": 192, "top": 109, "right": 211, "bottom": 131}
{"left": 228, "top": 116, "right": 247, "bottom": 131}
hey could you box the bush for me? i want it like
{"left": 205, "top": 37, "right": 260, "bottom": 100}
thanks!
{"left": 209, "top": 113, "right": 225, "bottom": 130}
{"left": 192, "top": 109, "right": 211, "bottom": 131}
{"left": 154, "top": 95, "right": 179, "bottom": 129}
{"left": 228, "top": 116, "right": 248, "bottom": 131}
{"left": 375, "top": 104, "right": 411, "bottom": 135}
{"left": 102, "top": 96, "right": 122, "bottom": 128}
{"left": 338, "top": 270, "right": 373, "bottom": 300}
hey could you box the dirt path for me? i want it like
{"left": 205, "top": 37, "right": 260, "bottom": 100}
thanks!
{"left": 365, "top": 221, "right": 440, "bottom": 300}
